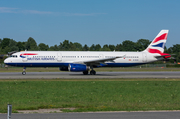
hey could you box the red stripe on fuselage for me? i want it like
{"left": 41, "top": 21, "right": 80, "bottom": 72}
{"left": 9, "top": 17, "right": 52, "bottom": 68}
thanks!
{"left": 153, "top": 33, "right": 167, "bottom": 43}
{"left": 20, "top": 53, "right": 38, "bottom": 56}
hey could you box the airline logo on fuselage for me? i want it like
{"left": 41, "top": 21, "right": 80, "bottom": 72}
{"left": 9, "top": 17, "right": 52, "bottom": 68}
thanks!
{"left": 20, "top": 53, "right": 38, "bottom": 58}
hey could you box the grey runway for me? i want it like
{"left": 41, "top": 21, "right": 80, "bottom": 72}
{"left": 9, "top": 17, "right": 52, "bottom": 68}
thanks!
{"left": 0, "top": 71, "right": 180, "bottom": 79}
{"left": 1, "top": 111, "right": 180, "bottom": 119}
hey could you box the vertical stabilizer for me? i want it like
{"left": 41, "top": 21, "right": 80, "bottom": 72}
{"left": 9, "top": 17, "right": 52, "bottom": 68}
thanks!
{"left": 144, "top": 30, "right": 169, "bottom": 54}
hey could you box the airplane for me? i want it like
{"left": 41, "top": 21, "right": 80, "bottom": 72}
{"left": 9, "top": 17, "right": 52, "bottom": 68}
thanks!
{"left": 4, "top": 30, "right": 171, "bottom": 75}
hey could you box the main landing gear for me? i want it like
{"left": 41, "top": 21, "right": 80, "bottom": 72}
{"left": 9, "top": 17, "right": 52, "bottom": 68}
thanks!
{"left": 90, "top": 70, "right": 96, "bottom": 75}
{"left": 83, "top": 71, "right": 88, "bottom": 75}
{"left": 83, "top": 70, "right": 96, "bottom": 75}
{"left": 90, "top": 66, "right": 96, "bottom": 75}
{"left": 22, "top": 67, "right": 26, "bottom": 75}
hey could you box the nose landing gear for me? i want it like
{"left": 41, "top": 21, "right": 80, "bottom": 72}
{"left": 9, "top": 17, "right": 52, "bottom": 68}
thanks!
{"left": 22, "top": 67, "right": 26, "bottom": 75}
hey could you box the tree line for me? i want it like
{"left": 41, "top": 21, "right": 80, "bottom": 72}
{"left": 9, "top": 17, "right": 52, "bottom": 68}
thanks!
{"left": 0, "top": 37, "right": 180, "bottom": 62}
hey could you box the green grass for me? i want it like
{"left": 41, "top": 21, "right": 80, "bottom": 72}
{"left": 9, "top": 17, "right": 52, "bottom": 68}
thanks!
{"left": 0, "top": 79, "right": 180, "bottom": 113}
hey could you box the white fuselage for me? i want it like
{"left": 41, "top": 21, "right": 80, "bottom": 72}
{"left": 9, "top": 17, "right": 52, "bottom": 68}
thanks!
{"left": 4, "top": 51, "right": 161, "bottom": 68}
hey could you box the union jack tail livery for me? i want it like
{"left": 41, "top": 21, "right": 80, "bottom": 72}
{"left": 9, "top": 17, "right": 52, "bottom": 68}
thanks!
{"left": 144, "top": 30, "right": 170, "bottom": 58}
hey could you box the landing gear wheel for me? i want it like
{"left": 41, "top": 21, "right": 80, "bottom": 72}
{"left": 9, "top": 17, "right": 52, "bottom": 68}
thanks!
{"left": 83, "top": 71, "right": 88, "bottom": 75}
{"left": 90, "top": 70, "right": 96, "bottom": 75}
{"left": 22, "top": 67, "right": 26, "bottom": 75}
{"left": 22, "top": 71, "right": 26, "bottom": 75}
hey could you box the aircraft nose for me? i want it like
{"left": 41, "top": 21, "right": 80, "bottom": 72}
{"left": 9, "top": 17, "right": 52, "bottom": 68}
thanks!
{"left": 4, "top": 58, "right": 9, "bottom": 64}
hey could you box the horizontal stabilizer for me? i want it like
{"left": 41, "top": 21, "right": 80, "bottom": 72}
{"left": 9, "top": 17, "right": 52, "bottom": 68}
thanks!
{"left": 154, "top": 53, "right": 171, "bottom": 59}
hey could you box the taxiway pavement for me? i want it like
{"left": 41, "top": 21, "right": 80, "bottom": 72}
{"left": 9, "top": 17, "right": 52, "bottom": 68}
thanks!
{"left": 1, "top": 111, "right": 180, "bottom": 119}
{"left": 0, "top": 71, "right": 180, "bottom": 79}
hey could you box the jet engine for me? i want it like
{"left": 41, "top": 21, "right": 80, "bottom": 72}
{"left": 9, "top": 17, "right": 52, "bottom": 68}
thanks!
{"left": 68, "top": 64, "right": 90, "bottom": 72}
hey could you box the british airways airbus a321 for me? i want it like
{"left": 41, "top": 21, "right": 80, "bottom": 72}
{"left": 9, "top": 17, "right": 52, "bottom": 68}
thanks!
{"left": 4, "top": 30, "right": 171, "bottom": 75}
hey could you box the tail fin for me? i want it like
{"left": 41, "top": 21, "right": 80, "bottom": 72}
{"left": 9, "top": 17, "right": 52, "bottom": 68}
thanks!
{"left": 144, "top": 30, "right": 169, "bottom": 54}
{"left": 143, "top": 30, "right": 171, "bottom": 59}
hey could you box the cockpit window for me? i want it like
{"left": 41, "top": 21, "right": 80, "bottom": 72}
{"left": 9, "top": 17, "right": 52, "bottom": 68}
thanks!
{"left": 10, "top": 55, "right": 17, "bottom": 58}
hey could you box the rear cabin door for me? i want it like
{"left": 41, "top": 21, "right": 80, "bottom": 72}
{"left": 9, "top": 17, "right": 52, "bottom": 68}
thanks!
{"left": 142, "top": 52, "right": 147, "bottom": 63}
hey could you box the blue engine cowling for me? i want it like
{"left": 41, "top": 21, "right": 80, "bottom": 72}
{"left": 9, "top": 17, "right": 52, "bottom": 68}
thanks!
{"left": 68, "top": 64, "right": 90, "bottom": 72}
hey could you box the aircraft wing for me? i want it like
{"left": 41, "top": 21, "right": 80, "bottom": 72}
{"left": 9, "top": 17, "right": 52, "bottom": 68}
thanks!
{"left": 73, "top": 56, "right": 124, "bottom": 66}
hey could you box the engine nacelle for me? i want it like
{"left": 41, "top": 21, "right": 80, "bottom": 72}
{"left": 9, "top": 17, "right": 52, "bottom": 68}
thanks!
{"left": 68, "top": 64, "right": 90, "bottom": 72}
{"left": 59, "top": 66, "right": 68, "bottom": 71}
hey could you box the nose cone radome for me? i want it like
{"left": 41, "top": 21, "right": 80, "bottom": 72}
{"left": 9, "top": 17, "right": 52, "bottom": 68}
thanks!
{"left": 4, "top": 58, "right": 9, "bottom": 64}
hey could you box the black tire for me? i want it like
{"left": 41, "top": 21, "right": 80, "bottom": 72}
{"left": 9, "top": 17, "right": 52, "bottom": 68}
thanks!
{"left": 22, "top": 71, "right": 26, "bottom": 75}
{"left": 90, "top": 71, "right": 93, "bottom": 75}
{"left": 93, "top": 70, "right": 96, "bottom": 75}
{"left": 83, "top": 71, "right": 88, "bottom": 75}
{"left": 90, "top": 70, "right": 96, "bottom": 75}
